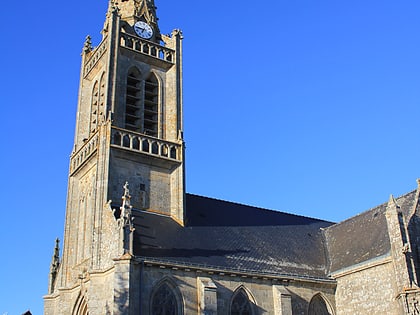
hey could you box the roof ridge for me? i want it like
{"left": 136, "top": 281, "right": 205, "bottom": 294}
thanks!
{"left": 327, "top": 189, "right": 417, "bottom": 227}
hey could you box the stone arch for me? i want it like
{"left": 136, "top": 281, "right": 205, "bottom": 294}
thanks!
{"left": 90, "top": 80, "right": 99, "bottom": 133}
{"left": 308, "top": 293, "right": 334, "bottom": 315}
{"left": 147, "top": 70, "right": 165, "bottom": 137}
{"left": 125, "top": 67, "right": 143, "bottom": 132}
{"left": 72, "top": 292, "right": 89, "bottom": 315}
{"left": 144, "top": 71, "right": 161, "bottom": 137}
{"left": 98, "top": 71, "right": 106, "bottom": 124}
{"left": 150, "top": 277, "right": 184, "bottom": 315}
{"left": 230, "top": 285, "right": 256, "bottom": 315}
{"left": 126, "top": 66, "right": 142, "bottom": 79}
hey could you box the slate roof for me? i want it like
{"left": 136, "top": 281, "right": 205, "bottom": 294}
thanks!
{"left": 324, "top": 190, "right": 417, "bottom": 274}
{"left": 323, "top": 203, "right": 390, "bottom": 274}
{"left": 133, "top": 194, "right": 334, "bottom": 280}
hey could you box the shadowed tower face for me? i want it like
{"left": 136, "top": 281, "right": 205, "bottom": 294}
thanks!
{"left": 45, "top": 1, "right": 184, "bottom": 313}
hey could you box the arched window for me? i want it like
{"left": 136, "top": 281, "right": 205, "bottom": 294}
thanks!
{"left": 125, "top": 68, "right": 142, "bottom": 132}
{"left": 124, "top": 69, "right": 160, "bottom": 136}
{"left": 144, "top": 72, "right": 159, "bottom": 137}
{"left": 98, "top": 72, "right": 106, "bottom": 125}
{"left": 231, "top": 288, "right": 253, "bottom": 315}
{"left": 73, "top": 294, "right": 89, "bottom": 315}
{"left": 151, "top": 282, "right": 180, "bottom": 315}
{"left": 90, "top": 72, "right": 106, "bottom": 134}
{"left": 308, "top": 293, "right": 334, "bottom": 315}
{"left": 90, "top": 81, "right": 99, "bottom": 133}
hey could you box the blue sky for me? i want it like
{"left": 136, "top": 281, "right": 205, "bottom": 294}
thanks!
{"left": 1, "top": 0, "right": 420, "bottom": 314}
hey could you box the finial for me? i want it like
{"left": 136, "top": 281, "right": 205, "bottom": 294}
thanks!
{"left": 122, "top": 181, "right": 132, "bottom": 208}
{"left": 48, "top": 238, "right": 60, "bottom": 294}
{"left": 83, "top": 35, "right": 92, "bottom": 53}
{"left": 106, "top": 0, "right": 120, "bottom": 17}
{"left": 50, "top": 238, "right": 60, "bottom": 271}
{"left": 54, "top": 238, "right": 60, "bottom": 260}
{"left": 119, "top": 182, "right": 135, "bottom": 256}
{"left": 112, "top": 0, "right": 120, "bottom": 12}
{"left": 388, "top": 194, "right": 401, "bottom": 209}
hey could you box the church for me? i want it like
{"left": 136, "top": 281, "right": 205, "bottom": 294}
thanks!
{"left": 43, "top": 0, "right": 420, "bottom": 314}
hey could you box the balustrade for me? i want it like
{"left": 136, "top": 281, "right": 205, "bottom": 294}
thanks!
{"left": 111, "top": 128, "right": 180, "bottom": 161}
{"left": 120, "top": 33, "right": 174, "bottom": 63}
{"left": 70, "top": 133, "right": 99, "bottom": 174}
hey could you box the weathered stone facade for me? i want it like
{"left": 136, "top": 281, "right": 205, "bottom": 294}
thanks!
{"left": 44, "top": 1, "right": 420, "bottom": 314}
{"left": 333, "top": 256, "right": 400, "bottom": 314}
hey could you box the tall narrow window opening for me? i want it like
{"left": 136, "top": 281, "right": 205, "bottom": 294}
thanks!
{"left": 98, "top": 73, "right": 106, "bottom": 125}
{"left": 151, "top": 282, "right": 179, "bottom": 315}
{"left": 231, "top": 289, "right": 253, "bottom": 315}
{"left": 73, "top": 295, "right": 89, "bottom": 315}
{"left": 90, "top": 81, "right": 99, "bottom": 133}
{"left": 90, "top": 72, "right": 106, "bottom": 134}
{"left": 308, "top": 294, "right": 333, "bottom": 315}
{"left": 125, "top": 69, "right": 142, "bottom": 132}
{"left": 143, "top": 73, "right": 159, "bottom": 137}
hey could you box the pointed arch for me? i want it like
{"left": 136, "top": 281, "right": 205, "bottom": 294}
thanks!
{"left": 123, "top": 68, "right": 163, "bottom": 137}
{"left": 98, "top": 72, "right": 106, "bottom": 125}
{"left": 308, "top": 293, "right": 334, "bottom": 315}
{"left": 230, "top": 286, "right": 255, "bottom": 315}
{"left": 89, "top": 72, "right": 106, "bottom": 134}
{"left": 72, "top": 293, "right": 89, "bottom": 315}
{"left": 150, "top": 278, "right": 183, "bottom": 315}
{"left": 125, "top": 67, "right": 143, "bottom": 132}
{"left": 144, "top": 72, "right": 159, "bottom": 137}
{"left": 90, "top": 80, "right": 99, "bottom": 133}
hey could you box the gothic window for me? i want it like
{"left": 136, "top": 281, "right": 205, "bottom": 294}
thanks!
{"left": 231, "top": 289, "right": 253, "bottom": 315}
{"left": 151, "top": 282, "right": 180, "bottom": 315}
{"left": 144, "top": 73, "right": 159, "bottom": 137}
{"left": 124, "top": 69, "right": 160, "bottom": 136}
{"left": 125, "top": 68, "right": 142, "bottom": 132}
{"left": 90, "top": 81, "right": 99, "bottom": 133}
{"left": 90, "top": 73, "right": 106, "bottom": 134}
{"left": 73, "top": 295, "right": 89, "bottom": 315}
{"left": 308, "top": 294, "right": 333, "bottom": 315}
{"left": 98, "top": 72, "right": 106, "bottom": 125}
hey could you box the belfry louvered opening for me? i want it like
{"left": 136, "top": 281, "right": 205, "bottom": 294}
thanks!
{"left": 124, "top": 69, "right": 159, "bottom": 137}
{"left": 144, "top": 73, "right": 159, "bottom": 137}
{"left": 125, "top": 68, "right": 142, "bottom": 132}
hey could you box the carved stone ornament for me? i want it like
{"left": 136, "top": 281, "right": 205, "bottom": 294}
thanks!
{"left": 135, "top": 0, "right": 157, "bottom": 23}
{"left": 118, "top": 182, "right": 135, "bottom": 256}
{"left": 83, "top": 35, "right": 92, "bottom": 53}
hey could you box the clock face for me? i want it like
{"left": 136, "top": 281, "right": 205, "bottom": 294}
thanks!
{"left": 134, "top": 21, "right": 154, "bottom": 39}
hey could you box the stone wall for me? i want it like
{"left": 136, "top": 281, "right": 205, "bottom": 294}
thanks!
{"left": 44, "top": 268, "right": 115, "bottom": 315}
{"left": 333, "top": 258, "right": 402, "bottom": 315}
{"left": 108, "top": 149, "right": 173, "bottom": 214}
{"left": 137, "top": 264, "right": 336, "bottom": 315}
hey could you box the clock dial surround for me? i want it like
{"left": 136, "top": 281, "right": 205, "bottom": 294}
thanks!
{"left": 134, "top": 21, "right": 154, "bottom": 39}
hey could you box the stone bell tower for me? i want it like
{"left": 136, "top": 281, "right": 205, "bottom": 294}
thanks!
{"left": 44, "top": 0, "right": 184, "bottom": 313}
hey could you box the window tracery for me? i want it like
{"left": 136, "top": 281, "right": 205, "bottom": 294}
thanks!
{"left": 308, "top": 294, "right": 333, "bottom": 315}
{"left": 231, "top": 289, "right": 253, "bottom": 315}
{"left": 151, "top": 282, "right": 179, "bottom": 315}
